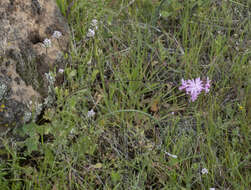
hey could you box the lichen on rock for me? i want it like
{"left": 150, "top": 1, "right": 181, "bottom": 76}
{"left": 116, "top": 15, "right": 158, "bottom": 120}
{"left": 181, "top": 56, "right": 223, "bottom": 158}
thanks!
{"left": 0, "top": 81, "right": 7, "bottom": 101}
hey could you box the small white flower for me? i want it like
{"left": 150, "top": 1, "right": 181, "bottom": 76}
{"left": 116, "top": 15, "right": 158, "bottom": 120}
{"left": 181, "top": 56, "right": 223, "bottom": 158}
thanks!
{"left": 70, "top": 128, "right": 76, "bottom": 134}
{"left": 201, "top": 168, "right": 208, "bottom": 175}
{"left": 87, "top": 109, "right": 95, "bottom": 118}
{"left": 164, "top": 151, "right": 177, "bottom": 159}
{"left": 52, "top": 30, "right": 62, "bottom": 39}
{"left": 209, "top": 188, "right": 216, "bottom": 190}
{"left": 58, "top": 68, "right": 64, "bottom": 73}
{"left": 91, "top": 19, "right": 98, "bottom": 30}
{"left": 87, "top": 28, "right": 95, "bottom": 38}
{"left": 43, "top": 38, "right": 52, "bottom": 48}
{"left": 171, "top": 112, "right": 174, "bottom": 115}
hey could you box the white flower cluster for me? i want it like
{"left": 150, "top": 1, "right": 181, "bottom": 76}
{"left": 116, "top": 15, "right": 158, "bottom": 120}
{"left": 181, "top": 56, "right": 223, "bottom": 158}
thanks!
{"left": 87, "top": 109, "right": 95, "bottom": 118}
{"left": 87, "top": 29, "right": 95, "bottom": 38}
{"left": 43, "top": 38, "right": 52, "bottom": 48}
{"left": 58, "top": 68, "right": 64, "bottom": 73}
{"left": 91, "top": 19, "right": 98, "bottom": 30}
{"left": 52, "top": 30, "right": 62, "bottom": 39}
{"left": 201, "top": 168, "right": 208, "bottom": 175}
{"left": 42, "top": 30, "right": 62, "bottom": 48}
{"left": 87, "top": 19, "right": 99, "bottom": 38}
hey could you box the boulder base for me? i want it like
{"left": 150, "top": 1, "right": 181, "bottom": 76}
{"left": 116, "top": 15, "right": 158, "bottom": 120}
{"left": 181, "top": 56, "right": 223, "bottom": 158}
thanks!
{"left": 0, "top": 0, "right": 70, "bottom": 130}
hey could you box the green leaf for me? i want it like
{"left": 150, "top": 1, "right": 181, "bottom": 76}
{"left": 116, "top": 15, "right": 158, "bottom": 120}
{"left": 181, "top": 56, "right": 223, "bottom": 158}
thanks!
{"left": 160, "top": 10, "right": 172, "bottom": 18}
{"left": 93, "top": 163, "right": 102, "bottom": 169}
{"left": 111, "top": 171, "right": 121, "bottom": 183}
{"left": 25, "top": 135, "right": 39, "bottom": 155}
{"left": 21, "top": 122, "right": 37, "bottom": 136}
{"left": 69, "top": 69, "right": 77, "bottom": 78}
{"left": 91, "top": 69, "right": 99, "bottom": 83}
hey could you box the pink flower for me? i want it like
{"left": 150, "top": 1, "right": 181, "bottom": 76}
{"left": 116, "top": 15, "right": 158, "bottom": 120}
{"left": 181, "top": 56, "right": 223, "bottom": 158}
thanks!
{"left": 179, "top": 77, "right": 211, "bottom": 102}
{"left": 179, "top": 78, "right": 188, "bottom": 90}
{"left": 186, "top": 77, "right": 204, "bottom": 102}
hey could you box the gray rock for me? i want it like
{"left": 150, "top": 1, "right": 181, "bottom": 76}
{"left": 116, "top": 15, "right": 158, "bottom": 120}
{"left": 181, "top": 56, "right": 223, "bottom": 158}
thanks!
{"left": 0, "top": 0, "right": 70, "bottom": 130}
